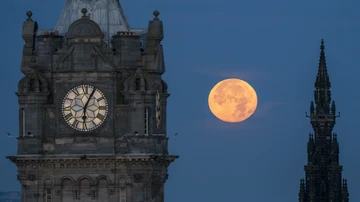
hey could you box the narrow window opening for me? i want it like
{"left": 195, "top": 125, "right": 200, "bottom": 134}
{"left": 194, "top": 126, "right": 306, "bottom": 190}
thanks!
{"left": 22, "top": 108, "right": 25, "bottom": 137}
{"left": 120, "top": 188, "right": 126, "bottom": 202}
{"left": 46, "top": 188, "right": 52, "bottom": 202}
{"left": 135, "top": 78, "right": 140, "bottom": 90}
{"left": 144, "top": 108, "right": 149, "bottom": 135}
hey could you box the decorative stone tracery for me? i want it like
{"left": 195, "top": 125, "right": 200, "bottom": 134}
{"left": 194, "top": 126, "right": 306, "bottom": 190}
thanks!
{"left": 18, "top": 56, "right": 49, "bottom": 93}
{"left": 124, "top": 68, "right": 151, "bottom": 91}
{"left": 66, "top": 8, "right": 104, "bottom": 39}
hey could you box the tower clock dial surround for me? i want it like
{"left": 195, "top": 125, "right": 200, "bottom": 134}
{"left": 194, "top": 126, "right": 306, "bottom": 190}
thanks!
{"left": 61, "top": 84, "right": 108, "bottom": 131}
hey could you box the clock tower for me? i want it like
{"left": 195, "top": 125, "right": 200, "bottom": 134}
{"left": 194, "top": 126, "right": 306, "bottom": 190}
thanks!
{"left": 7, "top": 1, "right": 178, "bottom": 202}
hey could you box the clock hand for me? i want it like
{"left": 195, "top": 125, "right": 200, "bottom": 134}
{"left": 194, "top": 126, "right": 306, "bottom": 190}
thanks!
{"left": 82, "top": 88, "right": 96, "bottom": 121}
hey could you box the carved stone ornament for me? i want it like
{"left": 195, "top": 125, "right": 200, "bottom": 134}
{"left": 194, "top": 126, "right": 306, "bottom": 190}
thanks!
{"left": 28, "top": 174, "right": 36, "bottom": 181}
{"left": 155, "top": 90, "right": 161, "bottom": 129}
{"left": 124, "top": 68, "right": 151, "bottom": 91}
{"left": 72, "top": 22, "right": 96, "bottom": 35}
{"left": 66, "top": 13, "right": 104, "bottom": 39}
{"left": 133, "top": 173, "right": 142, "bottom": 183}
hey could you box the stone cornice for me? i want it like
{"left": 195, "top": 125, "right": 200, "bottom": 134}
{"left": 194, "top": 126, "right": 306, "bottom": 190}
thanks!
{"left": 6, "top": 154, "right": 178, "bottom": 166}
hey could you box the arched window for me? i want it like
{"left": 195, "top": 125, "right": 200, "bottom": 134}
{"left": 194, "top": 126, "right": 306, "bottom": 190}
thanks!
{"left": 61, "top": 178, "right": 74, "bottom": 202}
{"left": 44, "top": 178, "right": 53, "bottom": 202}
{"left": 80, "top": 179, "right": 92, "bottom": 200}
{"left": 97, "top": 178, "right": 109, "bottom": 201}
{"left": 135, "top": 78, "right": 141, "bottom": 90}
{"left": 119, "top": 178, "right": 127, "bottom": 202}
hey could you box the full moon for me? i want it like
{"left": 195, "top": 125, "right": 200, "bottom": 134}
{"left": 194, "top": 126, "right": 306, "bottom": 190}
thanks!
{"left": 208, "top": 78, "right": 258, "bottom": 123}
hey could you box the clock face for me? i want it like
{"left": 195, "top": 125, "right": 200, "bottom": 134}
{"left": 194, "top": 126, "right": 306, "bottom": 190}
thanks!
{"left": 62, "top": 85, "right": 108, "bottom": 131}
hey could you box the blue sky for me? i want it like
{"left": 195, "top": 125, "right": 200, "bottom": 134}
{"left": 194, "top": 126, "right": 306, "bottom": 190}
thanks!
{"left": 1, "top": 0, "right": 360, "bottom": 201}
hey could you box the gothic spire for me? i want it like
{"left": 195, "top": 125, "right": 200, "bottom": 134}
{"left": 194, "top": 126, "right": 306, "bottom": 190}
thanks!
{"left": 313, "top": 39, "right": 332, "bottom": 114}
{"left": 301, "top": 40, "right": 347, "bottom": 202}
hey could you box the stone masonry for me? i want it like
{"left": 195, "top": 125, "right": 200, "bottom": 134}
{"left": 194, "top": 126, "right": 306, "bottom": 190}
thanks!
{"left": 7, "top": 1, "right": 178, "bottom": 202}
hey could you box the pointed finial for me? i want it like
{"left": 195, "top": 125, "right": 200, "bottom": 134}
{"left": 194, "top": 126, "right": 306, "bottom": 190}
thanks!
{"left": 26, "top": 11, "right": 33, "bottom": 21}
{"left": 153, "top": 10, "right": 160, "bottom": 18}
{"left": 81, "top": 8, "right": 88, "bottom": 16}
{"left": 331, "top": 101, "right": 336, "bottom": 115}
{"left": 333, "top": 133, "right": 337, "bottom": 139}
{"left": 314, "top": 39, "right": 331, "bottom": 114}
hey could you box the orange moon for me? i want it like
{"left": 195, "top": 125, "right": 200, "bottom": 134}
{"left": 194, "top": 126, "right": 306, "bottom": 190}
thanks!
{"left": 208, "top": 78, "right": 258, "bottom": 123}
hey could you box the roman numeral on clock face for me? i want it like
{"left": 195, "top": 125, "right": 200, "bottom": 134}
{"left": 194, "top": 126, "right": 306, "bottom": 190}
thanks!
{"left": 96, "top": 113, "right": 105, "bottom": 120}
{"left": 71, "top": 120, "right": 79, "bottom": 128}
{"left": 97, "top": 96, "right": 104, "bottom": 102}
{"left": 64, "top": 113, "right": 73, "bottom": 121}
{"left": 98, "top": 106, "right": 106, "bottom": 110}
{"left": 83, "top": 122, "right": 88, "bottom": 130}
{"left": 63, "top": 106, "right": 71, "bottom": 111}
{"left": 82, "top": 86, "right": 89, "bottom": 94}
{"left": 72, "top": 89, "right": 80, "bottom": 96}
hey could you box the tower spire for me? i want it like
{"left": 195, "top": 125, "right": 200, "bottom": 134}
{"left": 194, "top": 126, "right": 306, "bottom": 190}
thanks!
{"left": 314, "top": 39, "right": 332, "bottom": 114}
{"left": 55, "top": 0, "right": 131, "bottom": 43}
{"left": 300, "top": 40, "right": 349, "bottom": 202}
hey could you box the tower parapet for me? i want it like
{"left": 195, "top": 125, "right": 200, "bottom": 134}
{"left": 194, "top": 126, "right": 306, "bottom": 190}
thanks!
{"left": 112, "top": 31, "right": 141, "bottom": 69}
